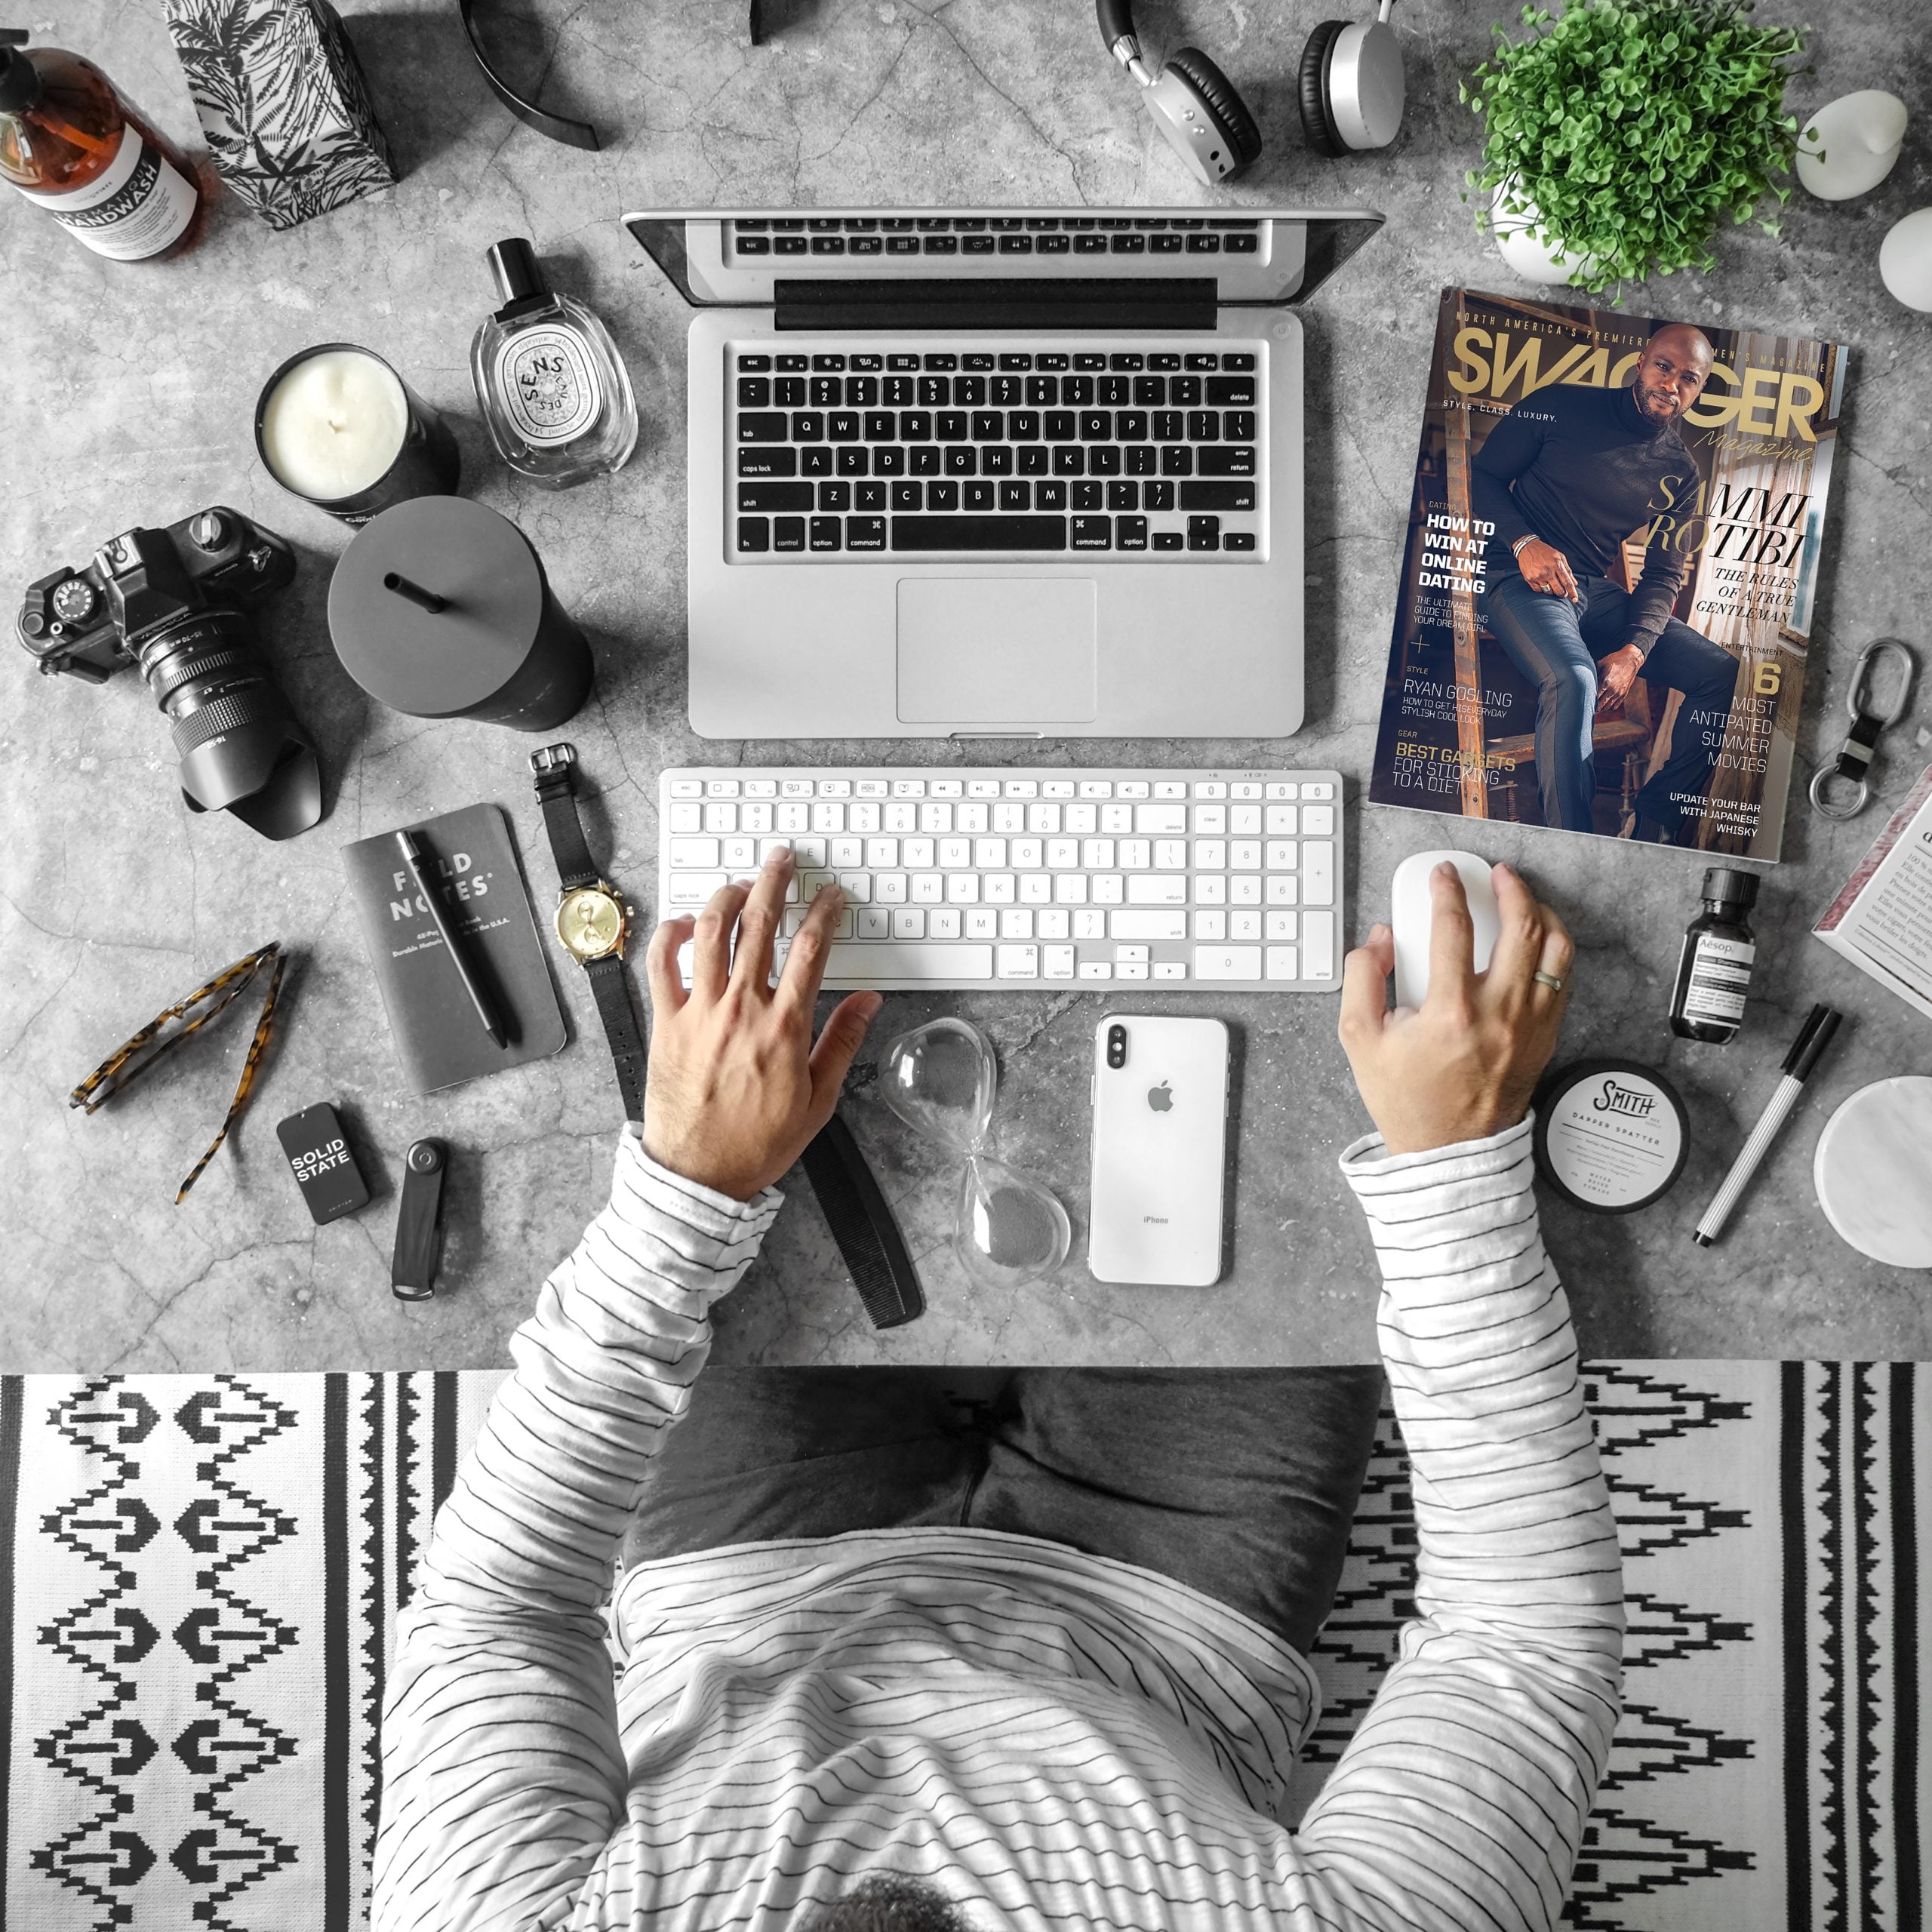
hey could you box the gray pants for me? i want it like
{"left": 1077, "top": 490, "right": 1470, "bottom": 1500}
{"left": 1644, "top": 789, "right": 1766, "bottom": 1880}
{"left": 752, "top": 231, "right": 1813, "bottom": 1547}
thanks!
{"left": 622, "top": 1367, "right": 1386, "bottom": 1656}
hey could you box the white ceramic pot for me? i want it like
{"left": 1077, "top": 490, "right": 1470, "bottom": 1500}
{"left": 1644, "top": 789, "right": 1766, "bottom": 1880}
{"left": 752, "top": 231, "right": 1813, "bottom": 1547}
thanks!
{"left": 1878, "top": 207, "right": 1932, "bottom": 312}
{"left": 1489, "top": 180, "right": 1597, "bottom": 285}
{"left": 1796, "top": 90, "right": 1908, "bottom": 201}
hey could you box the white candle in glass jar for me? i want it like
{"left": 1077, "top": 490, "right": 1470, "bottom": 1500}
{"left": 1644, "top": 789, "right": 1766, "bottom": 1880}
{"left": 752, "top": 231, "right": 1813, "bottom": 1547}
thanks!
{"left": 259, "top": 348, "right": 410, "bottom": 500}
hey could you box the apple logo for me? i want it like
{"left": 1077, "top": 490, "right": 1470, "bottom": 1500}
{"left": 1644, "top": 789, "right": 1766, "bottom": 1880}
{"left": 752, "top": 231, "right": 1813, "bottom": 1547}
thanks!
{"left": 1147, "top": 1081, "right": 1174, "bottom": 1113}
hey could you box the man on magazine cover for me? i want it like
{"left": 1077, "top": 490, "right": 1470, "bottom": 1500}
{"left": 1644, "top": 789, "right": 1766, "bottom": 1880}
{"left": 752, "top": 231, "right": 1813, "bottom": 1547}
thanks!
{"left": 1473, "top": 321, "right": 1742, "bottom": 841}
{"left": 373, "top": 851, "right": 1620, "bottom": 1932}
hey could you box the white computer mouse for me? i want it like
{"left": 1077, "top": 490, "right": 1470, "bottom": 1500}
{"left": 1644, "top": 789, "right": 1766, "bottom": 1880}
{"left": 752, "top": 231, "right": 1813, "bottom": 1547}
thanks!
{"left": 1390, "top": 850, "right": 1501, "bottom": 1008}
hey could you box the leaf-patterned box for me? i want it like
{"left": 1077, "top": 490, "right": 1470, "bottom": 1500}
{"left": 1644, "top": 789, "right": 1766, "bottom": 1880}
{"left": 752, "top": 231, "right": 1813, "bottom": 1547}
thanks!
{"left": 164, "top": 0, "right": 397, "bottom": 232}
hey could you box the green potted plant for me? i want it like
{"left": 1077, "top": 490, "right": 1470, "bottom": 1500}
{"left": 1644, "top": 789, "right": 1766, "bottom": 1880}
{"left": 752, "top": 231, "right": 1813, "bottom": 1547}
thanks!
{"left": 1463, "top": 0, "right": 1809, "bottom": 293}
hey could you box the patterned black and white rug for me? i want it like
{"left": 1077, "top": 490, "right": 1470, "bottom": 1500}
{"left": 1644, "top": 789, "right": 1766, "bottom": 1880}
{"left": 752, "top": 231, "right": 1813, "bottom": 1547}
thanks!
{"left": 0, "top": 1364, "right": 1923, "bottom": 1931}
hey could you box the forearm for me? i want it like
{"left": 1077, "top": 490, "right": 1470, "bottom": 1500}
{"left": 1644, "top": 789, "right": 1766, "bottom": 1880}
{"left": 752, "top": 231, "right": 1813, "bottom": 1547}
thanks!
{"left": 1469, "top": 414, "right": 1542, "bottom": 555}
{"left": 1295, "top": 1119, "right": 1622, "bottom": 1931}
{"left": 1352, "top": 1121, "right": 1619, "bottom": 1657}
{"left": 414, "top": 1133, "right": 777, "bottom": 1613}
{"left": 1624, "top": 546, "right": 1689, "bottom": 654}
{"left": 374, "top": 1126, "right": 780, "bottom": 1932}
{"left": 1469, "top": 471, "right": 1536, "bottom": 558}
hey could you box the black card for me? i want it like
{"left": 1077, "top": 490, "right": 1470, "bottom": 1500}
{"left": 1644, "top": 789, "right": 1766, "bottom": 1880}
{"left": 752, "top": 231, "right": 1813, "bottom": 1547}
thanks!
{"left": 275, "top": 1102, "right": 371, "bottom": 1224}
{"left": 343, "top": 804, "right": 565, "bottom": 1094}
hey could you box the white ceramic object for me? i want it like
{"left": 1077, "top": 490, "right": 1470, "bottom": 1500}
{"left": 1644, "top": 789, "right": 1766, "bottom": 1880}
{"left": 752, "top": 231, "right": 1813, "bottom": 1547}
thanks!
{"left": 1878, "top": 207, "right": 1932, "bottom": 312}
{"left": 1796, "top": 90, "right": 1908, "bottom": 200}
{"left": 1490, "top": 179, "right": 1595, "bottom": 285}
{"left": 1812, "top": 1075, "right": 1932, "bottom": 1269}
{"left": 1390, "top": 850, "right": 1500, "bottom": 1010}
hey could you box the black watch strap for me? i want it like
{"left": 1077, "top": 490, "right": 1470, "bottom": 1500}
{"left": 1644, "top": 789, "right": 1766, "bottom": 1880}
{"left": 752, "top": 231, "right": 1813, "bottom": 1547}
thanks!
{"left": 531, "top": 745, "right": 646, "bottom": 1122}
{"left": 585, "top": 954, "right": 648, "bottom": 1122}
{"left": 531, "top": 750, "right": 599, "bottom": 891}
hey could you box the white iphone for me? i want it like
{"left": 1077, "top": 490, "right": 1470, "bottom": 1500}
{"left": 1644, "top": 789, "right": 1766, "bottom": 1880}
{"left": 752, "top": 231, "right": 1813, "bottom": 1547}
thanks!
{"left": 1088, "top": 1015, "right": 1231, "bottom": 1287}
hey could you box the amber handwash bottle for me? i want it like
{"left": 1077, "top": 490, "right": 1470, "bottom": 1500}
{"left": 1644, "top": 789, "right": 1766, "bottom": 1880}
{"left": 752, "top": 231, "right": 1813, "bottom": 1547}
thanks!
{"left": 0, "top": 29, "right": 203, "bottom": 261}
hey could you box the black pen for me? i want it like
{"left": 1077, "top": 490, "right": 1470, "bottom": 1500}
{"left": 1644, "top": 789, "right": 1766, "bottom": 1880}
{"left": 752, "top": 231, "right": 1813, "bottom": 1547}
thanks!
{"left": 395, "top": 828, "right": 505, "bottom": 1048}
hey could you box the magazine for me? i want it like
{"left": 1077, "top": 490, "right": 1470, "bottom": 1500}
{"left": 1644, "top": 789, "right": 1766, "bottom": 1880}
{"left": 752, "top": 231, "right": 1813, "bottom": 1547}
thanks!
{"left": 1367, "top": 288, "right": 1849, "bottom": 860}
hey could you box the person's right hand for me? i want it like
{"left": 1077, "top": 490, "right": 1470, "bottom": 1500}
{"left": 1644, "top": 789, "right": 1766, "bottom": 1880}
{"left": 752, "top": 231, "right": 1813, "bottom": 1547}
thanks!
{"left": 1338, "top": 861, "right": 1573, "bottom": 1155}
{"left": 1515, "top": 536, "right": 1581, "bottom": 602}
{"left": 642, "top": 850, "right": 881, "bottom": 1201}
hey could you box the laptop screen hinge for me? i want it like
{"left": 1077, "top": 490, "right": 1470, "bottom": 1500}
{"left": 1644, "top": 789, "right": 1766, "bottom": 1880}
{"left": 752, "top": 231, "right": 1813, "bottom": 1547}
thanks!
{"left": 773, "top": 276, "right": 1217, "bottom": 333}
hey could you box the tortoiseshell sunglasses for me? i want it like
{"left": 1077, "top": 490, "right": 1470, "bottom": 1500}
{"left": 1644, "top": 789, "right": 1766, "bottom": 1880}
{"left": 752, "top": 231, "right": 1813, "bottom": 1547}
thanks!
{"left": 69, "top": 941, "right": 287, "bottom": 1204}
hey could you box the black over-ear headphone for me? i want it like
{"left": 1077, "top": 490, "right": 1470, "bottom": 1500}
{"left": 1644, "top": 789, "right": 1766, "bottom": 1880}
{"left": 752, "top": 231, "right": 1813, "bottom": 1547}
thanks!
{"left": 1097, "top": 1, "right": 1404, "bottom": 178}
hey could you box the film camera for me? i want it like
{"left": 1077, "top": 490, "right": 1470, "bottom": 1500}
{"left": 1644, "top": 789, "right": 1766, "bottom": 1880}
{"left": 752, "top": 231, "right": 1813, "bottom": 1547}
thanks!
{"left": 16, "top": 508, "right": 322, "bottom": 840}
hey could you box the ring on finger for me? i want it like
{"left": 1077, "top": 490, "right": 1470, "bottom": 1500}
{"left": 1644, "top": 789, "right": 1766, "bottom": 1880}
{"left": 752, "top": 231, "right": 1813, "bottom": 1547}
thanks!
{"left": 1533, "top": 928, "right": 1571, "bottom": 995}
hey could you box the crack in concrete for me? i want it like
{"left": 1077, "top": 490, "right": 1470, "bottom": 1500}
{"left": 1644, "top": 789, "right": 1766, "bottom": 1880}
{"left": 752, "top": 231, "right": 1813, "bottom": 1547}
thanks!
{"left": 0, "top": 888, "right": 193, "bottom": 956}
{"left": 1849, "top": 444, "right": 1927, "bottom": 513}
{"left": 988, "top": 989, "right": 1079, "bottom": 1065}
{"left": 0, "top": 954, "right": 82, "bottom": 1065}
{"left": 908, "top": 2, "right": 1087, "bottom": 195}
{"left": 801, "top": 21, "right": 918, "bottom": 168}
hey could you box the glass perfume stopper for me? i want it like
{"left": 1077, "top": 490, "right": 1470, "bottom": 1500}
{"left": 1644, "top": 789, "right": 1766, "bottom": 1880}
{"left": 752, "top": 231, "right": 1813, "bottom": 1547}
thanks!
{"left": 881, "top": 1017, "right": 998, "bottom": 1152}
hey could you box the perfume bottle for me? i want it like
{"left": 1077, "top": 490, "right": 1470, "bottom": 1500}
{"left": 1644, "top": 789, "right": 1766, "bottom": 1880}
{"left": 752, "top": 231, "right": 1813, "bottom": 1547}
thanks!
{"left": 1670, "top": 868, "right": 1759, "bottom": 1044}
{"left": 471, "top": 238, "right": 638, "bottom": 488}
{"left": 0, "top": 30, "right": 205, "bottom": 262}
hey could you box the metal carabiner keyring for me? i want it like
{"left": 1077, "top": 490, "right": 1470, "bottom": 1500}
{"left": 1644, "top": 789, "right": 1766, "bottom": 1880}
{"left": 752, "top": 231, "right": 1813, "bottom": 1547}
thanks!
{"left": 1810, "top": 635, "right": 1917, "bottom": 820}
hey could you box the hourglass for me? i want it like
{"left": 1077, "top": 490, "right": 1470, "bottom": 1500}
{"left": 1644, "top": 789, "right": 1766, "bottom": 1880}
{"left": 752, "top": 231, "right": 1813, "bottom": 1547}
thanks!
{"left": 879, "top": 1018, "right": 1072, "bottom": 1290}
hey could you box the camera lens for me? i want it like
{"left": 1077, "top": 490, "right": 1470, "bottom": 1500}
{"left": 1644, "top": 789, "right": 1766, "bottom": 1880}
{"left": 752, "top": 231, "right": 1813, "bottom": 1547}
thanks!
{"left": 137, "top": 608, "right": 321, "bottom": 840}
{"left": 1107, "top": 1024, "right": 1127, "bottom": 1068}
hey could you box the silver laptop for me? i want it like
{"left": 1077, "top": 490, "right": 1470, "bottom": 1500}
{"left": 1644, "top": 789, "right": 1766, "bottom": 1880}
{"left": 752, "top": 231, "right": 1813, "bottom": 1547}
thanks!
{"left": 625, "top": 207, "right": 1381, "bottom": 741}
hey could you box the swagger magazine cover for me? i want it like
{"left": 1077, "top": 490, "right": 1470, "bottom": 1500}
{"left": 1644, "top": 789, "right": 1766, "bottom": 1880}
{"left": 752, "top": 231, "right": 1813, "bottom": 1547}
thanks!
{"left": 1368, "top": 288, "right": 1848, "bottom": 860}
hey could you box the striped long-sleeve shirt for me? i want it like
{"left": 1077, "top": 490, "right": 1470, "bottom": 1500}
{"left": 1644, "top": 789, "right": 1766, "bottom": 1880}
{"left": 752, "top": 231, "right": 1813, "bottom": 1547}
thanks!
{"left": 373, "top": 1117, "right": 1623, "bottom": 1932}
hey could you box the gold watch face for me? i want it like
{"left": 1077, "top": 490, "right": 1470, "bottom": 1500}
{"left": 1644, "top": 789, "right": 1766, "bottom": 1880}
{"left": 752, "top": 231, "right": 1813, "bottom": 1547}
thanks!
{"left": 556, "top": 886, "right": 625, "bottom": 962}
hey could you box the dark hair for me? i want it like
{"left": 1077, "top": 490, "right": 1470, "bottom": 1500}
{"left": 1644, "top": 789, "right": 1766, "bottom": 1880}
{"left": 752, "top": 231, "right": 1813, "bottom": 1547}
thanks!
{"left": 793, "top": 1872, "right": 976, "bottom": 1932}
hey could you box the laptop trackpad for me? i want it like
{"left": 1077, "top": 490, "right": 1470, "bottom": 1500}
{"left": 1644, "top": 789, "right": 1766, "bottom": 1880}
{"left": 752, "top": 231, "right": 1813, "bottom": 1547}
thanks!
{"left": 896, "top": 577, "right": 1098, "bottom": 724}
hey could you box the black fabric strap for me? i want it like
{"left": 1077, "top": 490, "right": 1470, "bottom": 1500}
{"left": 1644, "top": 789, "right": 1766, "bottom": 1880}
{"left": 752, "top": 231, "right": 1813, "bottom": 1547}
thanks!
{"left": 585, "top": 954, "right": 648, "bottom": 1122}
{"left": 799, "top": 1115, "right": 924, "bottom": 1328}
{"left": 532, "top": 764, "right": 600, "bottom": 891}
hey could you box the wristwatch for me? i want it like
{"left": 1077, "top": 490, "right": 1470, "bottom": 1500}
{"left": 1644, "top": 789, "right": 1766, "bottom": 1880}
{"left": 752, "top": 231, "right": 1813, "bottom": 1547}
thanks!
{"left": 529, "top": 743, "right": 648, "bottom": 1122}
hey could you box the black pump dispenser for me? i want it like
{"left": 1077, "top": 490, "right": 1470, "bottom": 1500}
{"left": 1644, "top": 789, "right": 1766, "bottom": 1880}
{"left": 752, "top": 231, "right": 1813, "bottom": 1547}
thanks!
{"left": 0, "top": 29, "right": 44, "bottom": 112}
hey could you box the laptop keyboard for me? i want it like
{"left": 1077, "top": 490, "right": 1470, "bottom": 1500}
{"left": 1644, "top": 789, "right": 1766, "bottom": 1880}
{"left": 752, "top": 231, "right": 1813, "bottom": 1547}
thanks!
{"left": 731, "top": 343, "right": 1263, "bottom": 561}
{"left": 727, "top": 214, "right": 1263, "bottom": 260}
{"left": 659, "top": 767, "right": 1342, "bottom": 992}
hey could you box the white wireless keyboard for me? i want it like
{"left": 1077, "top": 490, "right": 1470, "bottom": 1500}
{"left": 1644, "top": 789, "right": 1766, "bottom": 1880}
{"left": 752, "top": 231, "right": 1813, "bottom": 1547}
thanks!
{"left": 657, "top": 768, "right": 1343, "bottom": 992}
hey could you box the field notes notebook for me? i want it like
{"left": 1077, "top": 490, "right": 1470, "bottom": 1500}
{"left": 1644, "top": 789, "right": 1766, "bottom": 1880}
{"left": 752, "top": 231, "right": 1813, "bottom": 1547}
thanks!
{"left": 343, "top": 804, "right": 565, "bottom": 1093}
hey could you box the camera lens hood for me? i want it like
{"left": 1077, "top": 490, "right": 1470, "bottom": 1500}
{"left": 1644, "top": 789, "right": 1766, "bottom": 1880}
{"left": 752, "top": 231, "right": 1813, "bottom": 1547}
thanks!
{"left": 177, "top": 710, "right": 323, "bottom": 839}
{"left": 136, "top": 603, "right": 322, "bottom": 841}
{"left": 218, "top": 739, "right": 325, "bottom": 841}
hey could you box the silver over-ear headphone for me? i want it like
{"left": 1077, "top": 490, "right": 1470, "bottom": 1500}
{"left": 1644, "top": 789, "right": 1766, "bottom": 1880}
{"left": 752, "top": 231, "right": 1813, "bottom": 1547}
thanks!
{"left": 1096, "top": 0, "right": 1264, "bottom": 185}
{"left": 1097, "top": 1, "right": 1404, "bottom": 177}
{"left": 1297, "top": 1, "right": 1405, "bottom": 156}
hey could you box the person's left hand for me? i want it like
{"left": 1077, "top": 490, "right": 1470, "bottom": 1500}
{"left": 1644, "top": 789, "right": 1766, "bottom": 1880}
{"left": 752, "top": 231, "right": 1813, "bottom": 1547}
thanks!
{"left": 641, "top": 849, "right": 882, "bottom": 1200}
{"left": 1595, "top": 641, "right": 1645, "bottom": 716}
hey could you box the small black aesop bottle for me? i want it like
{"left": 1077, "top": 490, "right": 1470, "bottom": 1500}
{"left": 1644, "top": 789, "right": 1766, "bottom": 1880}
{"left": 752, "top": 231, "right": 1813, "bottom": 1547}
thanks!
{"left": 1670, "top": 868, "right": 1759, "bottom": 1043}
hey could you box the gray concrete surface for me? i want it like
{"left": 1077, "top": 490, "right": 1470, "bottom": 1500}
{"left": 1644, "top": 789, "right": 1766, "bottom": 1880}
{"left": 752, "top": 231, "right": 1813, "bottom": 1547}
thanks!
{"left": 2, "top": 0, "right": 1928, "bottom": 1368}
